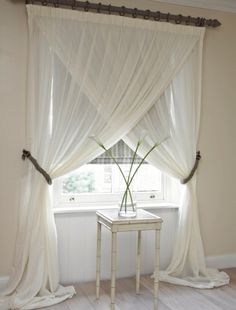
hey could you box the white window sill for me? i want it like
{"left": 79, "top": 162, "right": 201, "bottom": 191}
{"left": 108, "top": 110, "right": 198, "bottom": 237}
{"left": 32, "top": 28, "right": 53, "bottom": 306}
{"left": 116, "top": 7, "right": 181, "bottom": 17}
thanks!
{"left": 53, "top": 202, "right": 179, "bottom": 214}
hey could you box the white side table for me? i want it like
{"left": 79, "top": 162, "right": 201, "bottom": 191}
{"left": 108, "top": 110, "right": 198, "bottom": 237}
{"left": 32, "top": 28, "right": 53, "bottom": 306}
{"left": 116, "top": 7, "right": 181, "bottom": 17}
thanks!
{"left": 96, "top": 209, "right": 162, "bottom": 310}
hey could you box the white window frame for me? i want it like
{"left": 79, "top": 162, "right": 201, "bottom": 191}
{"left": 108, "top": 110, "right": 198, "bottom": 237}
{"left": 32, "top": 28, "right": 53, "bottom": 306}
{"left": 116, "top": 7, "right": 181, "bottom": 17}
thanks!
{"left": 52, "top": 170, "right": 178, "bottom": 210}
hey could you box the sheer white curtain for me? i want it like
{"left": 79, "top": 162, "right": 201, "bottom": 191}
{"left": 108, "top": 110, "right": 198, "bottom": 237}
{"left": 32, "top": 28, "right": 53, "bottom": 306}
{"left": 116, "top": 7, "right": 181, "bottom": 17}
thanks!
{"left": 0, "top": 5, "right": 213, "bottom": 309}
{"left": 124, "top": 43, "right": 229, "bottom": 288}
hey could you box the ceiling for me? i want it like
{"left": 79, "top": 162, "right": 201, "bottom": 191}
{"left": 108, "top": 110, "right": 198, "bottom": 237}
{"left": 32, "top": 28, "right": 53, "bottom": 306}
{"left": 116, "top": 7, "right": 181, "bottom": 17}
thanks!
{"left": 155, "top": 0, "right": 236, "bottom": 13}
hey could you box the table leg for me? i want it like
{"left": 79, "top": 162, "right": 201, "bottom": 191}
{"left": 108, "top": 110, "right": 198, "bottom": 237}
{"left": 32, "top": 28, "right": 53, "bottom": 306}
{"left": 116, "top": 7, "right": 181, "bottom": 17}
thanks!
{"left": 111, "top": 232, "right": 117, "bottom": 310}
{"left": 96, "top": 221, "right": 102, "bottom": 299}
{"left": 136, "top": 230, "right": 141, "bottom": 294}
{"left": 154, "top": 229, "right": 160, "bottom": 309}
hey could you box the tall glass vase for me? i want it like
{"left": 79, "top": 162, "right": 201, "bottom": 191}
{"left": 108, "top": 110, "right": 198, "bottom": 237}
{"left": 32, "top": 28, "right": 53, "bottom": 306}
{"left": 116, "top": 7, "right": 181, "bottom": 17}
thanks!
{"left": 118, "top": 189, "right": 137, "bottom": 218}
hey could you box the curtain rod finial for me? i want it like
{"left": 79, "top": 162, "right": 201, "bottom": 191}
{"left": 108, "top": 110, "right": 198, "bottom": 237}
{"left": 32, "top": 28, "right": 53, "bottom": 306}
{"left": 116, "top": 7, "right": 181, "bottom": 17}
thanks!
{"left": 211, "top": 19, "right": 221, "bottom": 27}
{"left": 213, "top": 19, "right": 221, "bottom": 27}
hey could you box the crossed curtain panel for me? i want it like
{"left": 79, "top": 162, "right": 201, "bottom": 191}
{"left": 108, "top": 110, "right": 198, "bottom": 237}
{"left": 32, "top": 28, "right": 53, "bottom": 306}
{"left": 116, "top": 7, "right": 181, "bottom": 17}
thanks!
{"left": 124, "top": 46, "right": 229, "bottom": 287}
{"left": 0, "top": 4, "right": 229, "bottom": 310}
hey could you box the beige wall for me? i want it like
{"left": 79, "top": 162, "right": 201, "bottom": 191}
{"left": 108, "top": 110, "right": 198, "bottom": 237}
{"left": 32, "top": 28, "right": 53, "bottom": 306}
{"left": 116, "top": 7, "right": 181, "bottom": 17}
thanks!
{"left": 0, "top": 0, "right": 27, "bottom": 276}
{"left": 0, "top": 0, "right": 235, "bottom": 276}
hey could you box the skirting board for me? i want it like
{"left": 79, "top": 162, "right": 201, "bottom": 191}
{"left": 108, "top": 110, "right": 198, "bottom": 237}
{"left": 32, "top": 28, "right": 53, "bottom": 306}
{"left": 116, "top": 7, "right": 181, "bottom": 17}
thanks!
{"left": 206, "top": 253, "right": 236, "bottom": 269}
{"left": 0, "top": 276, "right": 9, "bottom": 291}
{"left": 0, "top": 254, "right": 235, "bottom": 288}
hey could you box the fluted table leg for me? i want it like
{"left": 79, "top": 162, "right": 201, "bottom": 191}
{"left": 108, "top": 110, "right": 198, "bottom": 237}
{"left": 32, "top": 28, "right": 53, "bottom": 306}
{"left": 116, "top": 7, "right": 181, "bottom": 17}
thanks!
{"left": 111, "top": 231, "right": 117, "bottom": 310}
{"left": 96, "top": 221, "right": 102, "bottom": 299}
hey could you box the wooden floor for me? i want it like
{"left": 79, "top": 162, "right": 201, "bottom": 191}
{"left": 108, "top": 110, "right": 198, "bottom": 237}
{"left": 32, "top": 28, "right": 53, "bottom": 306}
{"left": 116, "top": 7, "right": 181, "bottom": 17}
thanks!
{"left": 43, "top": 269, "right": 236, "bottom": 310}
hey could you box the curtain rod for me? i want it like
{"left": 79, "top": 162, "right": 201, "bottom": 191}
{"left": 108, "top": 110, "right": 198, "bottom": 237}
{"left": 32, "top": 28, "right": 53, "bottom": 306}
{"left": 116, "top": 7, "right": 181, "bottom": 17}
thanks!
{"left": 25, "top": 0, "right": 221, "bottom": 28}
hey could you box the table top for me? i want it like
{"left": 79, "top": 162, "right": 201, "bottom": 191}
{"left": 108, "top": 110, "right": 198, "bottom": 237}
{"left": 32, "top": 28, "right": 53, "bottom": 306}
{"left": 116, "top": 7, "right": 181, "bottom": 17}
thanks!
{"left": 96, "top": 209, "right": 162, "bottom": 225}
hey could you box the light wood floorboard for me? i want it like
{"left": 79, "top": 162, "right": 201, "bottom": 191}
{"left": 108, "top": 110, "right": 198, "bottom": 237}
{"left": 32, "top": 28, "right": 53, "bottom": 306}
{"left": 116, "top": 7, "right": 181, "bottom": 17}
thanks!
{"left": 41, "top": 268, "right": 236, "bottom": 310}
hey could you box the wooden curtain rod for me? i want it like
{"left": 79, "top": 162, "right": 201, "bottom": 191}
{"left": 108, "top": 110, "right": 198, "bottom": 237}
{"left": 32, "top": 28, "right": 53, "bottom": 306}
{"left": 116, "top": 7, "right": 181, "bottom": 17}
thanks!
{"left": 25, "top": 0, "right": 221, "bottom": 28}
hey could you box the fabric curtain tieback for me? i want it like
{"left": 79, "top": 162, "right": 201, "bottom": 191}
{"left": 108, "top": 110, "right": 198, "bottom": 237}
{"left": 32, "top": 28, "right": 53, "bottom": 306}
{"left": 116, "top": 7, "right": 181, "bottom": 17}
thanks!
{"left": 181, "top": 151, "right": 201, "bottom": 184}
{"left": 22, "top": 149, "right": 52, "bottom": 185}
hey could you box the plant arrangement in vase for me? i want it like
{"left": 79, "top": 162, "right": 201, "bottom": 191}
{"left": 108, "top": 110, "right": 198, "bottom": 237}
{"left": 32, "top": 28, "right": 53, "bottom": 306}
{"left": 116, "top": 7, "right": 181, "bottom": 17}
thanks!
{"left": 90, "top": 135, "right": 167, "bottom": 217}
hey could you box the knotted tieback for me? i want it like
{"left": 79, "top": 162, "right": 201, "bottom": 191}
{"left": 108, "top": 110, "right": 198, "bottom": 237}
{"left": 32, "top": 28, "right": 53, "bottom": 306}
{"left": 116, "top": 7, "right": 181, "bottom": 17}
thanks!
{"left": 22, "top": 149, "right": 52, "bottom": 185}
{"left": 181, "top": 151, "right": 201, "bottom": 184}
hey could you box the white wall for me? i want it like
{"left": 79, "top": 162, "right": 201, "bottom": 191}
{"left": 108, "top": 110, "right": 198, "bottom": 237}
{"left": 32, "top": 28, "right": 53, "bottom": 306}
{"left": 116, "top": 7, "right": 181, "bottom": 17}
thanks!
{"left": 55, "top": 208, "right": 178, "bottom": 283}
{"left": 0, "top": 0, "right": 236, "bottom": 278}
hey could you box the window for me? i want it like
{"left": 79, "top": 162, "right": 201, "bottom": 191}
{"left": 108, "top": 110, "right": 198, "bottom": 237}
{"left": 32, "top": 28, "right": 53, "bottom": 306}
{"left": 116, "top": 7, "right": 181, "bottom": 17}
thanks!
{"left": 53, "top": 140, "right": 179, "bottom": 208}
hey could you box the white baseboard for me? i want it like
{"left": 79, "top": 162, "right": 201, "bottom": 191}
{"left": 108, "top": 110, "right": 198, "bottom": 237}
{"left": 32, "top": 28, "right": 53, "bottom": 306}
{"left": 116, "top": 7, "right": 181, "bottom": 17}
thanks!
{"left": 0, "top": 276, "right": 9, "bottom": 291}
{"left": 206, "top": 253, "right": 236, "bottom": 269}
{"left": 0, "top": 254, "right": 235, "bottom": 288}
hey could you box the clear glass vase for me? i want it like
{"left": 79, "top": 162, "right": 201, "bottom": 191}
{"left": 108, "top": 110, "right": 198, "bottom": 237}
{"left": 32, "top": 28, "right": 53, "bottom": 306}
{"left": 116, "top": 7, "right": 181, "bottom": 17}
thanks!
{"left": 118, "top": 202, "right": 137, "bottom": 218}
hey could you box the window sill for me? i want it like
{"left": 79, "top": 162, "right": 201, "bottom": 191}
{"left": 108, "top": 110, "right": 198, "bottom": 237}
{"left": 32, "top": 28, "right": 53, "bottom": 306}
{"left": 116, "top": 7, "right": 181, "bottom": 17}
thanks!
{"left": 53, "top": 202, "right": 179, "bottom": 214}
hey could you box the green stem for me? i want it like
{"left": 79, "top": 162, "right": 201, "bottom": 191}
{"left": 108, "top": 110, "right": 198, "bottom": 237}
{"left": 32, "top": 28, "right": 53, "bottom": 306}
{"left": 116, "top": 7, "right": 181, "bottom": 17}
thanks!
{"left": 125, "top": 141, "right": 140, "bottom": 210}
{"left": 126, "top": 138, "right": 168, "bottom": 191}
{"left": 119, "top": 175, "right": 134, "bottom": 211}
{"left": 92, "top": 137, "right": 168, "bottom": 213}
{"left": 99, "top": 145, "right": 133, "bottom": 209}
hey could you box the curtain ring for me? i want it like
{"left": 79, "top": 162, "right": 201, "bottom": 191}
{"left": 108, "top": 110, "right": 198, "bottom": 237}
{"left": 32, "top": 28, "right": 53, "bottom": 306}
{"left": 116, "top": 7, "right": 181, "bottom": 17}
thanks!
{"left": 175, "top": 14, "right": 182, "bottom": 24}
{"left": 200, "top": 18, "right": 206, "bottom": 26}
{"left": 84, "top": 1, "right": 89, "bottom": 11}
{"left": 53, "top": 0, "right": 59, "bottom": 7}
{"left": 195, "top": 17, "right": 201, "bottom": 26}
{"left": 72, "top": 0, "right": 76, "bottom": 10}
{"left": 185, "top": 15, "right": 191, "bottom": 25}
{"left": 119, "top": 6, "right": 125, "bottom": 16}
{"left": 166, "top": 13, "right": 170, "bottom": 22}
{"left": 42, "top": 0, "right": 47, "bottom": 5}
{"left": 144, "top": 9, "right": 150, "bottom": 20}
{"left": 154, "top": 11, "right": 161, "bottom": 21}
{"left": 97, "top": 2, "right": 102, "bottom": 13}
{"left": 132, "top": 8, "right": 137, "bottom": 18}
{"left": 107, "top": 4, "right": 111, "bottom": 14}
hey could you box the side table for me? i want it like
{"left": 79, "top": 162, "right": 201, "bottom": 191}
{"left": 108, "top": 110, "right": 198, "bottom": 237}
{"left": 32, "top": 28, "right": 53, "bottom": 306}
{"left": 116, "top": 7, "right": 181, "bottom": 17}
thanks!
{"left": 96, "top": 209, "right": 162, "bottom": 309}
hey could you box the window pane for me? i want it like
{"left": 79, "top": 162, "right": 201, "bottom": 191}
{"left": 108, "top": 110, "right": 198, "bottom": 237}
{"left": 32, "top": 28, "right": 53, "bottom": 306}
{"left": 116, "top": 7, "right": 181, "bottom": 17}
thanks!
{"left": 62, "top": 165, "right": 112, "bottom": 194}
{"left": 62, "top": 167, "right": 95, "bottom": 193}
{"left": 61, "top": 163, "right": 161, "bottom": 194}
{"left": 132, "top": 164, "right": 162, "bottom": 192}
